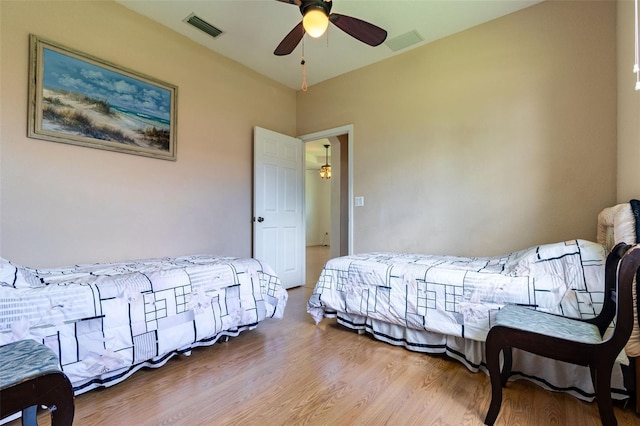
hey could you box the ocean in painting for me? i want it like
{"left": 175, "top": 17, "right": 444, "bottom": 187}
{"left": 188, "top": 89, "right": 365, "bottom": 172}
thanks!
{"left": 110, "top": 105, "right": 170, "bottom": 128}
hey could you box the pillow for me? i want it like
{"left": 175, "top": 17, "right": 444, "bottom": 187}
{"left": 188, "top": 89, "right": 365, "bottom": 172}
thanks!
{"left": 0, "top": 258, "right": 42, "bottom": 288}
{"left": 506, "top": 239, "right": 605, "bottom": 277}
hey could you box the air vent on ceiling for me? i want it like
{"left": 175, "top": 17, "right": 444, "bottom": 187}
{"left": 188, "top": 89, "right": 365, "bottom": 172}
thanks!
{"left": 385, "top": 30, "right": 424, "bottom": 52}
{"left": 184, "top": 13, "right": 224, "bottom": 39}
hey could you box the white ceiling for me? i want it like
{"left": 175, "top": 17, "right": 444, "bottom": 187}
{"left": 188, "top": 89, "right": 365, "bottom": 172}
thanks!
{"left": 116, "top": 0, "right": 542, "bottom": 91}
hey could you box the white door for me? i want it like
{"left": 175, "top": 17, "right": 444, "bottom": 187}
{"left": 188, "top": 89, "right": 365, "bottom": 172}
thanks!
{"left": 253, "top": 127, "right": 304, "bottom": 289}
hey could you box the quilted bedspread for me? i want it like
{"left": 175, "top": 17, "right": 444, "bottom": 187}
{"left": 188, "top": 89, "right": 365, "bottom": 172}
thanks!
{"left": 0, "top": 255, "right": 287, "bottom": 393}
{"left": 307, "top": 239, "right": 606, "bottom": 341}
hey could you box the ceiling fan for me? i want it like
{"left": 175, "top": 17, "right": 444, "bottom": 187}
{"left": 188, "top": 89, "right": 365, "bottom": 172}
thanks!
{"left": 274, "top": 0, "right": 388, "bottom": 56}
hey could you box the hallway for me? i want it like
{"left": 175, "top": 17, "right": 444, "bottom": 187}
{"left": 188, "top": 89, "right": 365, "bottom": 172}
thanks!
{"left": 305, "top": 245, "right": 330, "bottom": 289}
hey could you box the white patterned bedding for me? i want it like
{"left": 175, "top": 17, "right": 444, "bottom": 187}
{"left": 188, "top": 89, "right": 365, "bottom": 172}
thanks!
{"left": 0, "top": 255, "right": 288, "bottom": 394}
{"left": 308, "top": 239, "right": 605, "bottom": 341}
{"left": 307, "top": 239, "right": 629, "bottom": 401}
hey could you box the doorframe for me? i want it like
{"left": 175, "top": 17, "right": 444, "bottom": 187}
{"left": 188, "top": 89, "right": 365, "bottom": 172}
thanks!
{"left": 299, "top": 124, "right": 354, "bottom": 256}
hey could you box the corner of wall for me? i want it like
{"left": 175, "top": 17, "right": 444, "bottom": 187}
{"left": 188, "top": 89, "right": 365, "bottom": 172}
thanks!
{"left": 617, "top": 0, "right": 640, "bottom": 202}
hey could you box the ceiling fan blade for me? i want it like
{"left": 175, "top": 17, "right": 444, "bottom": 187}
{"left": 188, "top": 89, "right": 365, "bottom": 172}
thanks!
{"left": 274, "top": 21, "right": 305, "bottom": 56}
{"left": 329, "top": 13, "right": 387, "bottom": 47}
{"left": 275, "top": 0, "right": 302, "bottom": 5}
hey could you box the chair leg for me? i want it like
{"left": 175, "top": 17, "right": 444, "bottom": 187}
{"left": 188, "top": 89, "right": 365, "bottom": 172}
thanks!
{"left": 21, "top": 405, "right": 37, "bottom": 426}
{"left": 37, "top": 372, "right": 74, "bottom": 426}
{"left": 484, "top": 332, "right": 506, "bottom": 425}
{"left": 500, "top": 347, "right": 512, "bottom": 386}
{"left": 591, "top": 363, "right": 617, "bottom": 426}
{"left": 1, "top": 372, "right": 74, "bottom": 426}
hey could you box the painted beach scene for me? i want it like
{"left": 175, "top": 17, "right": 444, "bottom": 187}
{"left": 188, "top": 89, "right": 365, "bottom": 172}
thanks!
{"left": 40, "top": 47, "right": 173, "bottom": 153}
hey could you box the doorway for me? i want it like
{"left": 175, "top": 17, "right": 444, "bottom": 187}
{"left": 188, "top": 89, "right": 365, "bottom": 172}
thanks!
{"left": 300, "top": 125, "right": 353, "bottom": 285}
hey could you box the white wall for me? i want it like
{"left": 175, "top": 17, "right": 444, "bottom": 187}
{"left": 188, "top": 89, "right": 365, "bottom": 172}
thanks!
{"left": 617, "top": 0, "right": 640, "bottom": 202}
{"left": 305, "top": 169, "right": 331, "bottom": 246}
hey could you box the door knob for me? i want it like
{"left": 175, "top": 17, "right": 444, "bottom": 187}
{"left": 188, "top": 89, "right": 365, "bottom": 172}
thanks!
{"left": 257, "top": 217, "right": 264, "bottom": 222}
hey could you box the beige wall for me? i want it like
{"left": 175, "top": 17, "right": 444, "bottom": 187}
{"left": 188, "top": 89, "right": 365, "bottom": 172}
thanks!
{"left": 297, "top": 1, "right": 617, "bottom": 257}
{"left": 618, "top": 0, "right": 640, "bottom": 201}
{"left": 0, "top": 0, "right": 625, "bottom": 266}
{"left": 0, "top": 1, "right": 296, "bottom": 266}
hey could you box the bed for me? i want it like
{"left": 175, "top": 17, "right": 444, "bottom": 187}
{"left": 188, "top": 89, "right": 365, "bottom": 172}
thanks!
{"left": 0, "top": 254, "right": 288, "bottom": 396}
{"left": 307, "top": 203, "right": 640, "bottom": 402}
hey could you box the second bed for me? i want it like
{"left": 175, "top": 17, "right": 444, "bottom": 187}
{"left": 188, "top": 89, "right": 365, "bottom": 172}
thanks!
{"left": 308, "top": 206, "right": 637, "bottom": 401}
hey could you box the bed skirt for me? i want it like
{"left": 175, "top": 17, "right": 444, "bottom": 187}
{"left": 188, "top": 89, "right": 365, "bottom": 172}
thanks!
{"left": 70, "top": 323, "right": 257, "bottom": 395}
{"left": 331, "top": 311, "right": 629, "bottom": 402}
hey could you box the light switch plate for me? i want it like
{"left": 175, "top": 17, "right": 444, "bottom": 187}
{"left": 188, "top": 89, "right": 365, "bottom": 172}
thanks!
{"left": 355, "top": 196, "right": 364, "bottom": 207}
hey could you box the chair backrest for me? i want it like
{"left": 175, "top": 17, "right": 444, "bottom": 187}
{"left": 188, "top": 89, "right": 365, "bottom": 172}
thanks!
{"left": 591, "top": 242, "right": 630, "bottom": 335}
{"left": 598, "top": 243, "right": 640, "bottom": 352}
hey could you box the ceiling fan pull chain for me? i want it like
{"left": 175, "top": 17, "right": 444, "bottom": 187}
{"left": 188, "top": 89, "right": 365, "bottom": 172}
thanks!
{"left": 301, "top": 55, "right": 308, "bottom": 92}
{"left": 300, "top": 38, "right": 308, "bottom": 92}
{"left": 326, "top": 25, "right": 329, "bottom": 48}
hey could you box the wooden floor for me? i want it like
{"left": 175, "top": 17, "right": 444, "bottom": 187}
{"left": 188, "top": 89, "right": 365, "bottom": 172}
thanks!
{"left": 17, "top": 246, "right": 640, "bottom": 425}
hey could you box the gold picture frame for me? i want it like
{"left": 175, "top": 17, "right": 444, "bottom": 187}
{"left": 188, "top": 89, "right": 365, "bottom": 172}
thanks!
{"left": 28, "top": 35, "right": 178, "bottom": 161}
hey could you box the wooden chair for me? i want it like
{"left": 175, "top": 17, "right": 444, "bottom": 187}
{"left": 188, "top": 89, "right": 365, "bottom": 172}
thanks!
{"left": 484, "top": 242, "right": 639, "bottom": 426}
{"left": 0, "top": 339, "right": 74, "bottom": 426}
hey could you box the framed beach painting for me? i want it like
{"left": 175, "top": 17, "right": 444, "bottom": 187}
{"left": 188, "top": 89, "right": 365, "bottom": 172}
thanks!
{"left": 28, "top": 35, "right": 177, "bottom": 160}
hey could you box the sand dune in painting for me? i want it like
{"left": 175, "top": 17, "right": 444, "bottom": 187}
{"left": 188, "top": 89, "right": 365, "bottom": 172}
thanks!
{"left": 41, "top": 88, "right": 170, "bottom": 151}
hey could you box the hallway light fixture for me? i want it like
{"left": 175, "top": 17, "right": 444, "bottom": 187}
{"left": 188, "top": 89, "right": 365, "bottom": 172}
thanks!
{"left": 319, "top": 144, "right": 331, "bottom": 179}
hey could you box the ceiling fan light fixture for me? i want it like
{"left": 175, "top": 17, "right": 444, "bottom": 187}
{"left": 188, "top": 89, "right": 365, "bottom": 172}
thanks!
{"left": 274, "top": 0, "right": 387, "bottom": 56}
{"left": 303, "top": 8, "right": 329, "bottom": 38}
